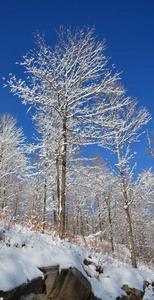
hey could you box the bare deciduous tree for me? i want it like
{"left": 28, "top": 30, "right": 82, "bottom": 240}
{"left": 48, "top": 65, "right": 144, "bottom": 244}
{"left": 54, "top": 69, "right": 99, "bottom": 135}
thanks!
{"left": 6, "top": 27, "right": 120, "bottom": 238}
{"left": 95, "top": 87, "right": 151, "bottom": 267}
{"left": 0, "top": 113, "right": 29, "bottom": 217}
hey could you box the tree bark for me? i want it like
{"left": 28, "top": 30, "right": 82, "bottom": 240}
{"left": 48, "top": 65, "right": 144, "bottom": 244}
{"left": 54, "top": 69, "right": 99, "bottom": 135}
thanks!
{"left": 52, "top": 195, "right": 57, "bottom": 230}
{"left": 2, "top": 176, "right": 7, "bottom": 210}
{"left": 55, "top": 149, "right": 60, "bottom": 221}
{"left": 108, "top": 202, "right": 115, "bottom": 259}
{"left": 96, "top": 196, "right": 103, "bottom": 241}
{"left": 42, "top": 163, "right": 47, "bottom": 233}
{"left": 79, "top": 206, "right": 84, "bottom": 237}
{"left": 125, "top": 205, "right": 137, "bottom": 267}
{"left": 59, "top": 111, "right": 67, "bottom": 239}
{"left": 117, "top": 144, "right": 137, "bottom": 268}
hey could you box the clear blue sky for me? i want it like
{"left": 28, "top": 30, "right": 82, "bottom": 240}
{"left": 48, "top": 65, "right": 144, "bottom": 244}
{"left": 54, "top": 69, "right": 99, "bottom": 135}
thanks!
{"left": 0, "top": 0, "right": 154, "bottom": 173}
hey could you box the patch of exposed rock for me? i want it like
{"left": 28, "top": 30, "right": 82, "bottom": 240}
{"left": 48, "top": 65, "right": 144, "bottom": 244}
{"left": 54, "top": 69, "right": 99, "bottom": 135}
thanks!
{"left": 0, "top": 265, "right": 101, "bottom": 300}
{"left": 116, "top": 283, "right": 147, "bottom": 300}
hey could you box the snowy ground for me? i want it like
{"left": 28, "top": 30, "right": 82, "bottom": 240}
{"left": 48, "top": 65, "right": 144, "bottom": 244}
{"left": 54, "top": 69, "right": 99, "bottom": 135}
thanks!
{"left": 0, "top": 221, "right": 153, "bottom": 300}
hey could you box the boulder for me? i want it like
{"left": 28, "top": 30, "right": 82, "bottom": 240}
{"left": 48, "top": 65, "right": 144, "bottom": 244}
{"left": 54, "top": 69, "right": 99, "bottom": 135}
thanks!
{"left": 0, "top": 276, "right": 45, "bottom": 300}
{"left": 83, "top": 258, "right": 103, "bottom": 274}
{"left": 40, "top": 266, "right": 100, "bottom": 300}
{"left": 116, "top": 284, "right": 145, "bottom": 300}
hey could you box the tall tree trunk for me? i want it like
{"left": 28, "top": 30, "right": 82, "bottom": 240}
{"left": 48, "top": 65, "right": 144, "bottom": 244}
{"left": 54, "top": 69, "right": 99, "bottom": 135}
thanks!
{"left": 59, "top": 111, "right": 67, "bottom": 239}
{"left": 107, "top": 201, "right": 115, "bottom": 259}
{"left": 42, "top": 163, "right": 47, "bottom": 233}
{"left": 125, "top": 205, "right": 137, "bottom": 267}
{"left": 55, "top": 149, "right": 60, "bottom": 222}
{"left": 76, "top": 205, "right": 80, "bottom": 236}
{"left": 117, "top": 144, "right": 137, "bottom": 268}
{"left": 65, "top": 202, "right": 69, "bottom": 232}
{"left": 96, "top": 196, "right": 103, "bottom": 241}
{"left": 2, "top": 176, "right": 7, "bottom": 210}
{"left": 79, "top": 206, "right": 84, "bottom": 237}
{"left": 53, "top": 194, "right": 57, "bottom": 230}
{"left": 14, "top": 189, "right": 19, "bottom": 218}
{"left": 35, "top": 170, "right": 38, "bottom": 215}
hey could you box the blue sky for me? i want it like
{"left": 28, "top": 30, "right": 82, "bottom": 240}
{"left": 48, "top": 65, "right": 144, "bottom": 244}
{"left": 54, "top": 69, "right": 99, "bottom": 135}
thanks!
{"left": 0, "top": 0, "right": 154, "bottom": 173}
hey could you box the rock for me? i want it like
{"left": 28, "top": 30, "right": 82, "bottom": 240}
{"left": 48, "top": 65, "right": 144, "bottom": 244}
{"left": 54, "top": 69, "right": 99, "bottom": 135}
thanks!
{"left": 122, "top": 284, "right": 144, "bottom": 299}
{"left": 84, "top": 258, "right": 103, "bottom": 274}
{"left": 0, "top": 276, "right": 45, "bottom": 300}
{"left": 116, "top": 297, "right": 128, "bottom": 300}
{"left": 39, "top": 265, "right": 59, "bottom": 298}
{"left": 149, "top": 281, "right": 154, "bottom": 292}
{"left": 41, "top": 266, "right": 100, "bottom": 300}
{"left": 84, "top": 259, "right": 92, "bottom": 266}
{"left": 116, "top": 284, "right": 145, "bottom": 300}
{"left": 20, "top": 294, "right": 48, "bottom": 300}
{"left": 96, "top": 265, "right": 103, "bottom": 274}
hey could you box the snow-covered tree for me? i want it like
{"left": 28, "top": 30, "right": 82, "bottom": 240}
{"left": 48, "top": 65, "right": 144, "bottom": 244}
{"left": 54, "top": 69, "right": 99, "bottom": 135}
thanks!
{"left": 129, "top": 169, "right": 154, "bottom": 263}
{"left": 31, "top": 107, "right": 62, "bottom": 231}
{"left": 95, "top": 86, "right": 151, "bottom": 267}
{"left": 87, "top": 153, "right": 119, "bottom": 257}
{"left": 6, "top": 27, "right": 120, "bottom": 238}
{"left": 0, "top": 113, "right": 30, "bottom": 218}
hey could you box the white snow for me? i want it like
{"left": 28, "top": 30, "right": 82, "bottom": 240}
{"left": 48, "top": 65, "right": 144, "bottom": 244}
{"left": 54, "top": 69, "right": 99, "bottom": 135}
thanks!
{"left": 0, "top": 221, "right": 153, "bottom": 299}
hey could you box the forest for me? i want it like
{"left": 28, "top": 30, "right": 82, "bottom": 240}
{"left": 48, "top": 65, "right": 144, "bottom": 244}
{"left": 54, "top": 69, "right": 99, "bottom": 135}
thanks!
{"left": 1, "top": 27, "right": 153, "bottom": 269}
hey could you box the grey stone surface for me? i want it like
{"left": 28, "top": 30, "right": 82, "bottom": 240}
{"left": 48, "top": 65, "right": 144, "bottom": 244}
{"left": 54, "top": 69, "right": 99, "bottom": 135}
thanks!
{"left": 48, "top": 267, "right": 100, "bottom": 300}
{"left": 39, "top": 265, "right": 59, "bottom": 298}
{"left": 20, "top": 294, "right": 48, "bottom": 300}
{"left": 116, "top": 284, "right": 145, "bottom": 300}
{"left": 0, "top": 276, "right": 45, "bottom": 300}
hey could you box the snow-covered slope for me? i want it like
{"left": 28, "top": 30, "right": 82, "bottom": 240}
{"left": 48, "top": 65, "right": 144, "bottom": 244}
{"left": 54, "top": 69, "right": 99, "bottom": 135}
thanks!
{"left": 0, "top": 221, "right": 153, "bottom": 300}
